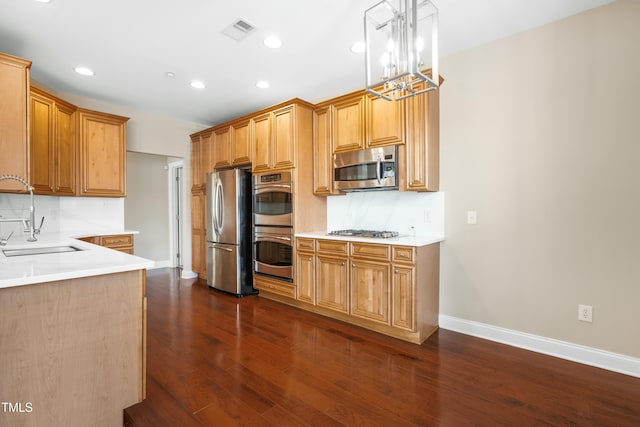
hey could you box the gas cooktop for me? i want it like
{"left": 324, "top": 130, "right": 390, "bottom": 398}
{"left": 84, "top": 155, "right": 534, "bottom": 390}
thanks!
{"left": 328, "top": 229, "right": 399, "bottom": 239}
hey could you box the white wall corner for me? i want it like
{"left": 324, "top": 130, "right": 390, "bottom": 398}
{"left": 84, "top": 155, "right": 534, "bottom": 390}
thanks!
{"left": 181, "top": 270, "right": 198, "bottom": 279}
{"left": 439, "top": 315, "right": 640, "bottom": 379}
{"left": 149, "top": 260, "right": 172, "bottom": 270}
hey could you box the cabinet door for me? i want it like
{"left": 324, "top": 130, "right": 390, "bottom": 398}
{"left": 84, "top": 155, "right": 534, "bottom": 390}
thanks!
{"left": 392, "top": 265, "right": 416, "bottom": 331}
{"left": 313, "top": 105, "right": 334, "bottom": 195}
{"left": 332, "top": 95, "right": 365, "bottom": 153}
{"left": 251, "top": 112, "right": 271, "bottom": 173}
{"left": 54, "top": 102, "right": 77, "bottom": 195}
{"left": 272, "top": 105, "right": 295, "bottom": 170}
{"left": 213, "top": 126, "right": 231, "bottom": 169}
{"left": 0, "top": 53, "right": 30, "bottom": 193}
{"left": 190, "top": 135, "right": 202, "bottom": 191}
{"left": 403, "top": 86, "right": 439, "bottom": 191}
{"left": 200, "top": 132, "right": 213, "bottom": 181}
{"left": 366, "top": 93, "right": 405, "bottom": 148}
{"left": 191, "top": 192, "right": 206, "bottom": 276}
{"left": 78, "top": 109, "right": 128, "bottom": 197}
{"left": 316, "top": 255, "right": 349, "bottom": 313}
{"left": 296, "top": 252, "right": 316, "bottom": 304}
{"left": 231, "top": 119, "right": 251, "bottom": 166}
{"left": 350, "top": 260, "right": 390, "bottom": 324}
{"left": 30, "top": 91, "right": 55, "bottom": 193}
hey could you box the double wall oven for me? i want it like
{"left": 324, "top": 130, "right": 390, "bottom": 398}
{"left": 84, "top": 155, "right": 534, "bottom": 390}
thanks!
{"left": 253, "top": 171, "right": 293, "bottom": 281}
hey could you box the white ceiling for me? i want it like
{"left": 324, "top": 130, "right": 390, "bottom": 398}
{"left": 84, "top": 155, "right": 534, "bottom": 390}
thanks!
{"left": 0, "top": 0, "right": 612, "bottom": 126}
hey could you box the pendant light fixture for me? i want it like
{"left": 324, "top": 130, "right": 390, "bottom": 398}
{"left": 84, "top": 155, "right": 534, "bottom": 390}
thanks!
{"left": 365, "top": 0, "right": 439, "bottom": 100}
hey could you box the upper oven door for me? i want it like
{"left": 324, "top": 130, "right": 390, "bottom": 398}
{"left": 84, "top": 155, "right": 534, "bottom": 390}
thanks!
{"left": 253, "top": 186, "right": 293, "bottom": 226}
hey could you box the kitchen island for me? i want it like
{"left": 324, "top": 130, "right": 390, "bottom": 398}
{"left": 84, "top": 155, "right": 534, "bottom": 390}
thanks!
{"left": 0, "top": 233, "right": 152, "bottom": 427}
{"left": 258, "top": 231, "right": 444, "bottom": 344}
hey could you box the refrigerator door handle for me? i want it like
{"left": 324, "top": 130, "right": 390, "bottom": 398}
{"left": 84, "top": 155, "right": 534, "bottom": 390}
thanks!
{"left": 215, "top": 179, "right": 224, "bottom": 234}
{"left": 210, "top": 244, "right": 233, "bottom": 252}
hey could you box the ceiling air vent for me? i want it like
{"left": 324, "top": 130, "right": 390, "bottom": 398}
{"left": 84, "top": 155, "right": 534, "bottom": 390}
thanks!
{"left": 221, "top": 18, "right": 257, "bottom": 41}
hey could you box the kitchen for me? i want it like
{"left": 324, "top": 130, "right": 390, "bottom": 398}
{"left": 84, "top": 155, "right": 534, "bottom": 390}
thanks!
{"left": 1, "top": 0, "right": 640, "bottom": 426}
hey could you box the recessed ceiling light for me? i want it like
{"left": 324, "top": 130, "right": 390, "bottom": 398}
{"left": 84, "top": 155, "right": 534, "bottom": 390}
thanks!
{"left": 165, "top": 72, "right": 175, "bottom": 78}
{"left": 256, "top": 81, "right": 270, "bottom": 89}
{"left": 74, "top": 67, "right": 94, "bottom": 76}
{"left": 35, "top": 0, "right": 52, "bottom": 3}
{"left": 351, "top": 42, "right": 366, "bottom": 54}
{"left": 263, "top": 36, "right": 282, "bottom": 49}
{"left": 190, "top": 81, "right": 206, "bottom": 89}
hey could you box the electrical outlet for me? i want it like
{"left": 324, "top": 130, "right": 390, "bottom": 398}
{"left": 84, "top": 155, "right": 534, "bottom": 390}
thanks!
{"left": 578, "top": 304, "right": 593, "bottom": 323}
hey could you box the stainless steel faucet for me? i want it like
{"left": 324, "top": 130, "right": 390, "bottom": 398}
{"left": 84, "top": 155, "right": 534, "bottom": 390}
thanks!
{"left": 0, "top": 175, "right": 44, "bottom": 242}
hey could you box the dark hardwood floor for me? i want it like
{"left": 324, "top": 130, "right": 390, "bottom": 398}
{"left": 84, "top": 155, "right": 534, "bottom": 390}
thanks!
{"left": 124, "top": 268, "right": 640, "bottom": 426}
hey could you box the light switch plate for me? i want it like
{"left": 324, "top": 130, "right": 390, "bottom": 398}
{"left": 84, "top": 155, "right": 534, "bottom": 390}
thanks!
{"left": 467, "top": 211, "right": 477, "bottom": 225}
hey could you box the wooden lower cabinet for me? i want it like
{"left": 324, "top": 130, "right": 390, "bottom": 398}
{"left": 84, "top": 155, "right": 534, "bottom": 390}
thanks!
{"left": 316, "top": 255, "right": 349, "bottom": 313}
{"left": 265, "top": 238, "right": 441, "bottom": 344}
{"left": 295, "top": 250, "right": 315, "bottom": 304}
{"left": 77, "top": 233, "right": 134, "bottom": 254}
{"left": 191, "top": 191, "right": 206, "bottom": 279}
{"left": 350, "top": 259, "right": 390, "bottom": 324}
{"left": 391, "top": 265, "right": 416, "bottom": 331}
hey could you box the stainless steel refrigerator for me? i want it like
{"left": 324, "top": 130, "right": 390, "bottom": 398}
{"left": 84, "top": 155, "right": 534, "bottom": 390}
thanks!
{"left": 206, "top": 168, "right": 255, "bottom": 296}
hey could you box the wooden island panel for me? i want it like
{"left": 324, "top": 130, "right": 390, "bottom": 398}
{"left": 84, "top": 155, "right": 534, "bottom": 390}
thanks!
{"left": 0, "top": 270, "right": 146, "bottom": 427}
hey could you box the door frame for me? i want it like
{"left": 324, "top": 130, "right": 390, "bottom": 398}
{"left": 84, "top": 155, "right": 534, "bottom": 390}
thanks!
{"left": 167, "top": 160, "right": 184, "bottom": 269}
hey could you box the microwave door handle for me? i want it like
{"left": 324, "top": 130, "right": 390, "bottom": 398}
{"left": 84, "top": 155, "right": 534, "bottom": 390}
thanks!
{"left": 376, "top": 158, "right": 382, "bottom": 184}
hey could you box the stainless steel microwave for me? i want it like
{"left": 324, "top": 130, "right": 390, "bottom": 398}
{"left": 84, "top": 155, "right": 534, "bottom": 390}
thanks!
{"left": 333, "top": 145, "right": 398, "bottom": 192}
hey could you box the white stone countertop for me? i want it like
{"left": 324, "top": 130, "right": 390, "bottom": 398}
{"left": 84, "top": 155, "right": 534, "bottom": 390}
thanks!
{"left": 294, "top": 231, "right": 444, "bottom": 247}
{"left": 0, "top": 232, "right": 153, "bottom": 289}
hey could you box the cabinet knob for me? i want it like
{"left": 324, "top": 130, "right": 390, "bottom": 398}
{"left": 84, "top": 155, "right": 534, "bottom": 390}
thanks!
{"left": 352, "top": 263, "right": 355, "bottom": 268}
{"left": 394, "top": 269, "right": 399, "bottom": 273}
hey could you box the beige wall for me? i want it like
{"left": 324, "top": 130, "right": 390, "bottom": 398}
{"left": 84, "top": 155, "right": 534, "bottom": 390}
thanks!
{"left": 125, "top": 152, "right": 170, "bottom": 262}
{"left": 439, "top": 0, "right": 640, "bottom": 358}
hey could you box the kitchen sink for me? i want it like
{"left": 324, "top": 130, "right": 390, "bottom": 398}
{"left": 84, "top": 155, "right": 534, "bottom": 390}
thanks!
{"left": 2, "top": 246, "right": 83, "bottom": 257}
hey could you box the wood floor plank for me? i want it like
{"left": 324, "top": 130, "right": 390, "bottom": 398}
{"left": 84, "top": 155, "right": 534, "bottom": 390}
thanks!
{"left": 124, "top": 269, "right": 640, "bottom": 426}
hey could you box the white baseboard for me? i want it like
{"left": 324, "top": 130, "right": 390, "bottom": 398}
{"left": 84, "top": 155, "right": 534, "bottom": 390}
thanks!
{"left": 148, "top": 260, "right": 171, "bottom": 270}
{"left": 180, "top": 269, "right": 198, "bottom": 279}
{"left": 439, "top": 314, "right": 640, "bottom": 378}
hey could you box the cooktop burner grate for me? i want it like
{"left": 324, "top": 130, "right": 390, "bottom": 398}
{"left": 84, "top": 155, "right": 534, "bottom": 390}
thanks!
{"left": 328, "top": 229, "right": 399, "bottom": 238}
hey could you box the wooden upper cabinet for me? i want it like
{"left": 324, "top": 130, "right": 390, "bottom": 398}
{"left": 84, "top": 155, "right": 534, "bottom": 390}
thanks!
{"left": 366, "top": 93, "right": 405, "bottom": 148}
{"left": 272, "top": 105, "right": 296, "bottom": 170}
{"left": 77, "top": 108, "right": 128, "bottom": 197}
{"left": 200, "top": 131, "right": 213, "bottom": 181}
{"left": 313, "top": 105, "right": 334, "bottom": 195}
{"left": 231, "top": 119, "right": 251, "bottom": 166}
{"left": 213, "top": 126, "right": 231, "bottom": 169}
{"left": 402, "top": 86, "right": 439, "bottom": 192}
{"left": 251, "top": 112, "right": 271, "bottom": 173}
{"left": 332, "top": 94, "right": 365, "bottom": 153}
{"left": 190, "top": 134, "right": 202, "bottom": 191}
{"left": 0, "top": 52, "right": 31, "bottom": 192}
{"left": 29, "top": 86, "right": 77, "bottom": 196}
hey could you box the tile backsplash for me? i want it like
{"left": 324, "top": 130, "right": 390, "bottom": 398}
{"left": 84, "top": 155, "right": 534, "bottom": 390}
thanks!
{"left": 326, "top": 190, "right": 444, "bottom": 237}
{"left": 0, "top": 193, "right": 124, "bottom": 238}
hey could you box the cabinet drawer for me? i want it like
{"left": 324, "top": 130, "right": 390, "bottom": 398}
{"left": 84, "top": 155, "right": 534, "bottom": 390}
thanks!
{"left": 351, "top": 243, "right": 390, "bottom": 261}
{"left": 254, "top": 275, "right": 295, "bottom": 298}
{"left": 317, "top": 239, "right": 348, "bottom": 256}
{"left": 296, "top": 237, "right": 315, "bottom": 252}
{"left": 392, "top": 246, "right": 415, "bottom": 264}
{"left": 100, "top": 234, "right": 133, "bottom": 248}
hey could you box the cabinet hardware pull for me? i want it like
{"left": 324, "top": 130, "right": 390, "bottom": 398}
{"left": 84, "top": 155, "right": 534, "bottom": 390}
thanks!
{"left": 395, "top": 269, "right": 399, "bottom": 273}
{"left": 352, "top": 263, "right": 355, "bottom": 268}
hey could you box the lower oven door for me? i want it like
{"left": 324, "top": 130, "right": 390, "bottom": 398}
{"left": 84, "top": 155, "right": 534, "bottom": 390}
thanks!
{"left": 253, "top": 229, "right": 293, "bottom": 281}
